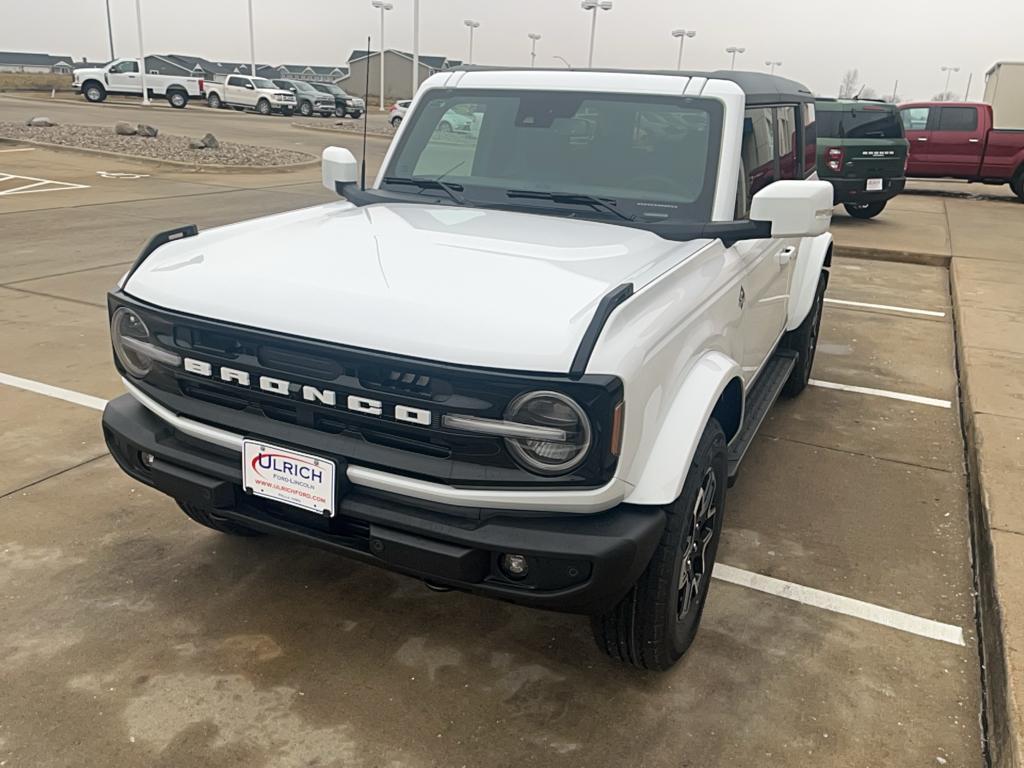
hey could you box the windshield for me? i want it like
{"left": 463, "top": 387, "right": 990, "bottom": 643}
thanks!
{"left": 816, "top": 106, "right": 904, "bottom": 139}
{"left": 290, "top": 81, "right": 320, "bottom": 93}
{"left": 253, "top": 78, "right": 276, "bottom": 89}
{"left": 382, "top": 89, "right": 722, "bottom": 223}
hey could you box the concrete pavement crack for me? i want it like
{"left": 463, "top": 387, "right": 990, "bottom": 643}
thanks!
{"left": 0, "top": 452, "right": 109, "bottom": 502}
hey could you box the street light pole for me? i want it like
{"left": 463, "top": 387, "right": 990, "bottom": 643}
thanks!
{"left": 104, "top": 0, "right": 115, "bottom": 59}
{"left": 134, "top": 0, "right": 149, "bottom": 105}
{"left": 528, "top": 33, "right": 541, "bottom": 68}
{"left": 765, "top": 60, "right": 782, "bottom": 74}
{"left": 941, "top": 65, "right": 960, "bottom": 99}
{"left": 247, "top": 0, "right": 256, "bottom": 77}
{"left": 581, "top": 1, "right": 612, "bottom": 68}
{"left": 725, "top": 46, "right": 745, "bottom": 70}
{"left": 412, "top": 0, "right": 420, "bottom": 98}
{"left": 672, "top": 29, "right": 696, "bottom": 70}
{"left": 464, "top": 20, "right": 480, "bottom": 65}
{"left": 372, "top": 0, "right": 393, "bottom": 111}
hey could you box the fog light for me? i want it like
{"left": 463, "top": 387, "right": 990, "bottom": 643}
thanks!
{"left": 500, "top": 553, "right": 529, "bottom": 579}
{"left": 140, "top": 452, "right": 156, "bottom": 466}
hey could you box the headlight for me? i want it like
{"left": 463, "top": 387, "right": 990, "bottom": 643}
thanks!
{"left": 111, "top": 307, "right": 179, "bottom": 378}
{"left": 504, "top": 391, "right": 592, "bottom": 475}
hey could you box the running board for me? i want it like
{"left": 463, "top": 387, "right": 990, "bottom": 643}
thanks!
{"left": 727, "top": 349, "right": 797, "bottom": 486}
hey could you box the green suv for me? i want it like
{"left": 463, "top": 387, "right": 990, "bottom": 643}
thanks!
{"left": 815, "top": 99, "right": 908, "bottom": 219}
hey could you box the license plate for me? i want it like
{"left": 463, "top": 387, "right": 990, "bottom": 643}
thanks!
{"left": 242, "top": 440, "right": 336, "bottom": 516}
{"left": 866, "top": 178, "right": 884, "bottom": 191}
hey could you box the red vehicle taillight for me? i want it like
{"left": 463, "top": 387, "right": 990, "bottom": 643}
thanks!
{"left": 827, "top": 147, "right": 845, "bottom": 172}
{"left": 198, "top": 78, "right": 205, "bottom": 93}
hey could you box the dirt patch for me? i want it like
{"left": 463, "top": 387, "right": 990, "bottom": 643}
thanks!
{"left": 0, "top": 73, "right": 74, "bottom": 92}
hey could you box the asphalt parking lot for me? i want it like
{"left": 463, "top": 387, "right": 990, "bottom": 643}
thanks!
{"left": 0, "top": 101, "right": 986, "bottom": 767}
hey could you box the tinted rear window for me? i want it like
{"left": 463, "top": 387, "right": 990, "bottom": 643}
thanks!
{"left": 816, "top": 107, "right": 904, "bottom": 139}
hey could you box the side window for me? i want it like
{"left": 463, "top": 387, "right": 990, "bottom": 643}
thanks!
{"left": 802, "top": 102, "right": 817, "bottom": 177}
{"left": 901, "top": 107, "right": 930, "bottom": 131}
{"left": 226, "top": 76, "right": 241, "bottom": 87}
{"left": 737, "top": 107, "right": 777, "bottom": 217}
{"left": 776, "top": 106, "right": 799, "bottom": 180}
{"left": 111, "top": 60, "right": 139, "bottom": 74}
{"left": 938, "top": 106, "right": 978, "bottom": 132}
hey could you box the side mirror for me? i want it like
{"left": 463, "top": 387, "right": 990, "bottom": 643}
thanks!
{"left": 322, "top": 147, "right": 359, "bottom": 192}
{"left": 750, "top": 180, "right": 833, "bottom": 238}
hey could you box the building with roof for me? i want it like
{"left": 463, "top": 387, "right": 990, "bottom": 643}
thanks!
{"left": 0, "top": 52, "right": 75, "bottom": 74}
{"left": 344, "top": 49, "right": 459, "bottom": 104}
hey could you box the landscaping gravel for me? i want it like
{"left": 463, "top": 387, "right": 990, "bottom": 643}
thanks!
{"left": 292, "top": 117, "right": 395, "bottom": 137}
{"left": 0, "top": 122, "right": 315, "bottom": 167}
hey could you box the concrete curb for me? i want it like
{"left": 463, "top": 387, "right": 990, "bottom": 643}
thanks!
{"left": 832, "top": 243, "right": 951, "bottom": 268}
{"left": 950, "top": 264, "right": 1024, "bottom": 768}
{"left": 0, "top": 137, "right": 318, "bottom": 174}
{"left": 288, "top": 121, "right": 394, "bottom": 140}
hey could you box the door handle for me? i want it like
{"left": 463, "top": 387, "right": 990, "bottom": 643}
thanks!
{"left": 916, "top": 137, "right": 929, "bottom": 142}
{"left": 778, "top": 246, "right": 797, "bottom": 266}
{"left": 968, "top": 138, "right": 980, "bottom": 143}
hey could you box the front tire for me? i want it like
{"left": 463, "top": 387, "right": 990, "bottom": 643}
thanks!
{"left": 591, "top": 419, "right": 727, "bottom": 671}
{"left": 349, "top": 110, "right": 363, "bottom": 120}
{"left": 256, "top": 98, "right": 271, "bottom": 116}
{"left": 299, "top": 100, "right": 313, "bottom": 117}
{"left": 844, "top": 201, "right": 887, "bottom": 219}
{"left": 83, "top": 82, "right": 106, "bottom": 103}
{"left": 390, "top": 115, "right": 402, "bottom": 128}
{"left": 177, "top": 501, "right": 263, "bottom": 537}
{"left": 780, "top": 270, "right": 828, "bottom": 398}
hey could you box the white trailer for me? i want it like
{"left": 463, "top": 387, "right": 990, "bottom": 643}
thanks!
{"left": 983, "top": 62, "right": 1024, "bottom": 129}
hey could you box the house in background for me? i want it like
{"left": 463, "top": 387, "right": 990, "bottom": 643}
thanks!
{"left": 272, "top": 64, "right": 348, "bottom": 82}
{"left": 343, "top": 49, "right": 459, "bottom": 104}
{"left": 0, "top": 52, "right": 75, "bottom": 74}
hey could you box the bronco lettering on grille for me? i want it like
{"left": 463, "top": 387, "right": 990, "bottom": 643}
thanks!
{"left": 181, "top": 357, "right": 433, "bottom": 426}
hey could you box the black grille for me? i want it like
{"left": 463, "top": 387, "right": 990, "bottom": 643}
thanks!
{"left": 113, "top": 292, "right": 622, "bottom": 489}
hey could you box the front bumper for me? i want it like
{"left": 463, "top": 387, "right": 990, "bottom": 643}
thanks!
{"left": 828, "top": 176, "right": 906, "bottom": 205}
{"left": 102, "top": 393, "right": 663, "bottom": 614}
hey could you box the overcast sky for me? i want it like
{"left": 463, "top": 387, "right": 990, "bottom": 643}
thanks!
{"left": 4, "top": 0, "right": 1021, "bottom": 100}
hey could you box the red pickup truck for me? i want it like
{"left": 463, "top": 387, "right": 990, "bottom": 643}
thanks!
{"left": 898, "top": 102, "right": 1024, "bottom": 201}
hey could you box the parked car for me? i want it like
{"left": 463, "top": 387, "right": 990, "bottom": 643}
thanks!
{"left": 101, "top": 69, "right": 833, "bottom": 672}
{"left": 272, "top": 79, "right": 335, "bottom": 117}
{"left": 310, "top": 82, "right": 365, "bottom": 118}
{"left": 72, "top": 58, "right": 203, "bottom": 108}
{"left": 204, "top": 75, "right": 296, "bottom": 115}
{"left": 389, "top": 100, "right": 411, "bottom": 127}
{"left": 899, "top": 102, "right": 1024, "bottom": 201}
{"left": 815, "top": 98, "right": 908, "bottom": 219}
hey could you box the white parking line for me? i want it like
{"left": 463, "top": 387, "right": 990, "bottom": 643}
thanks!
{"left": 0, "top": 370, "right": 969, "bottom": 647}
{"left": 0, "top": 172, "right": 90, "bottom": 196}
{"left": 0, "top": 147, "right": 36, "bottom": 153}
{"left": 809, "top": 379, "right": 952, "bottom": 409}
{"left": 713, "top": 564, "right": 965, "bottom": 646}
{"left": 0, "top": 372, "right": 107, "bottom": 411}
{"left": 825, "top": 298, "right": 947, "bottom": 318}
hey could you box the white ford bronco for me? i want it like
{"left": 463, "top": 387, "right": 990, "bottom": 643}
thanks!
{"left": 102, "top": 68, "right": 833, "bottom": 670}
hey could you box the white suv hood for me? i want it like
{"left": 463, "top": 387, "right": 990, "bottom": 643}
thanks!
{"left": 124, "top": 202, "right": 710, "bottom": 373}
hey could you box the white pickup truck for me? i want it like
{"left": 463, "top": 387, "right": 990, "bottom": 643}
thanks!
{"left": 203, "top": 74, "right": 297, "bottom": 116}
{"left": 72, "top": 59, "right": 204, "bottom": 108}
{"left": 102, "top": 68, "right": 833, "bottom": 671}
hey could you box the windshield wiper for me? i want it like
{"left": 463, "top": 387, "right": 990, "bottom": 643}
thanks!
{"left": 382, "top": 176, "right": 466, "bottom": 205}
{"left": 504, "top": 190, "right": 636, "bottom": 223}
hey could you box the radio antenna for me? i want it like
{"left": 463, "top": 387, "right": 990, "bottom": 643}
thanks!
{"left": 361, "top": 35, "right": 371, "bottom": 190}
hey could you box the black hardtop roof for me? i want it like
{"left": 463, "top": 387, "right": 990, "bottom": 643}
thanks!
{"left": 441, "top": 66, "right": 814, "bottom": 105}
